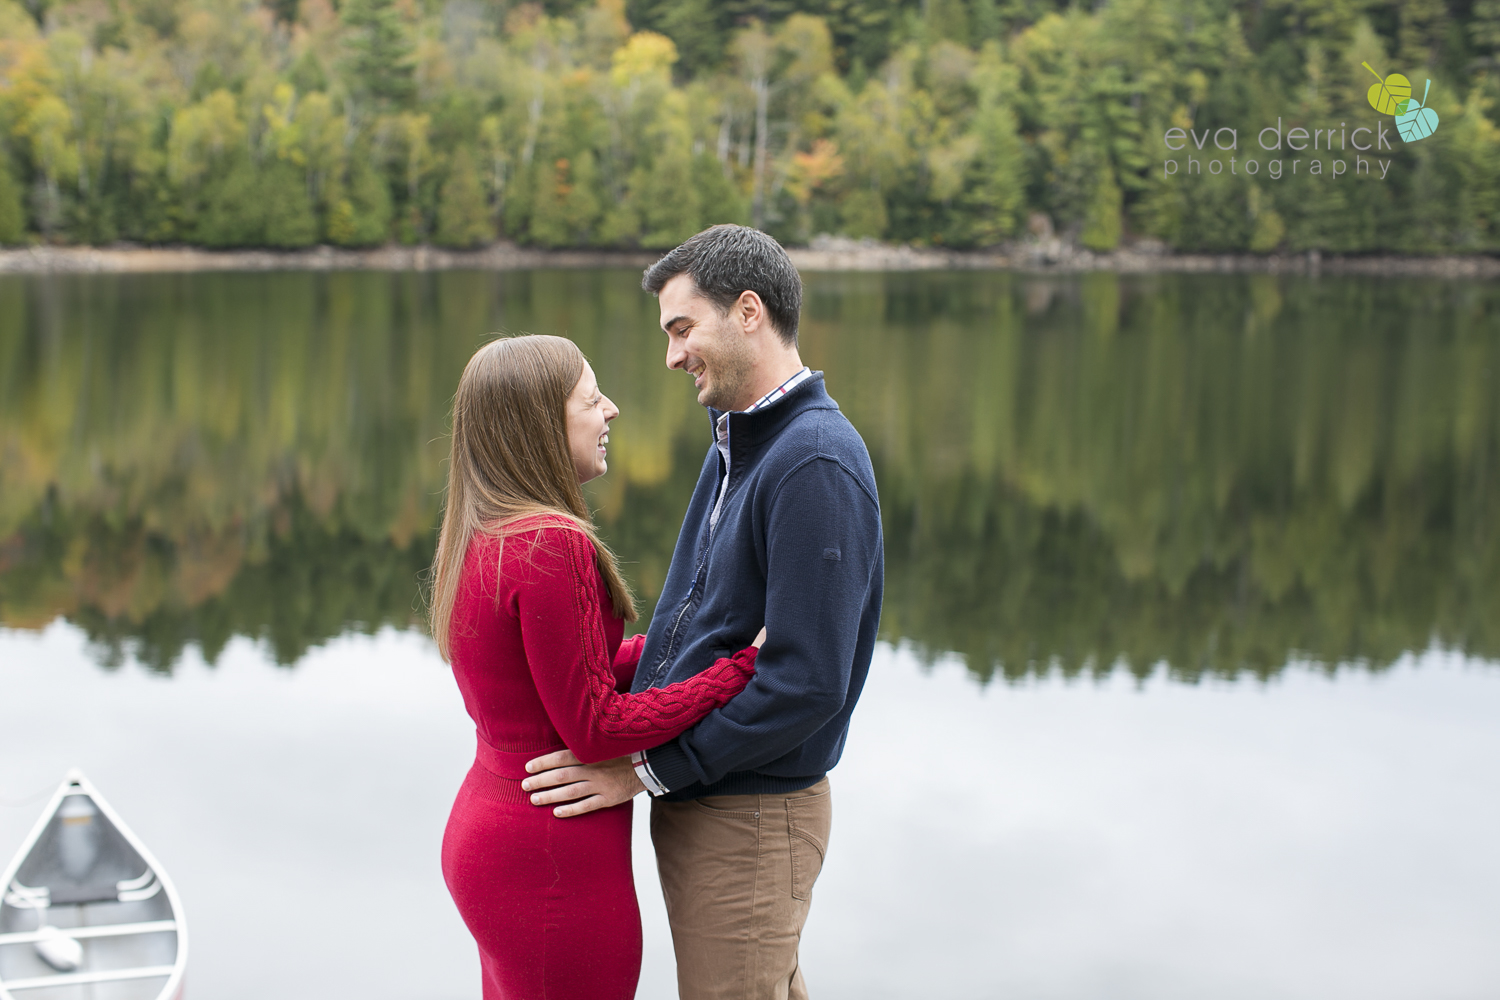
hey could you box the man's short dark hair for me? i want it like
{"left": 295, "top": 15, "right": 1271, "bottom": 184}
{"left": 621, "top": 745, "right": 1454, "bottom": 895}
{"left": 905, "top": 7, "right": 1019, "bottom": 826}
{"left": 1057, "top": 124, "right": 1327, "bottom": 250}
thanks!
{"left": 641, "top": 225, "right": 803, "bottom": 346}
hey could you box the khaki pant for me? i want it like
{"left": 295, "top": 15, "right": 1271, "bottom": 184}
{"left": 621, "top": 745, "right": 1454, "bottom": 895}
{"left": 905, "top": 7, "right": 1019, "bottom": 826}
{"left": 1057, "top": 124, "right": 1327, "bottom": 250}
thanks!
{"left": 650, "top": 779, "right": 833, "bottom": 1000}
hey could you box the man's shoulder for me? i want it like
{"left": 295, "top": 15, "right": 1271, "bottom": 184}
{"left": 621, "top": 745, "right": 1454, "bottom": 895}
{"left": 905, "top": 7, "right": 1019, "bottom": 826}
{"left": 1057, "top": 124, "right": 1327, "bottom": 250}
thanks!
{"left": 758, "top": 407, "right": 878, "bottom": 510}
{"left": 770, "top": 404, "right": 874, "bottom": 471}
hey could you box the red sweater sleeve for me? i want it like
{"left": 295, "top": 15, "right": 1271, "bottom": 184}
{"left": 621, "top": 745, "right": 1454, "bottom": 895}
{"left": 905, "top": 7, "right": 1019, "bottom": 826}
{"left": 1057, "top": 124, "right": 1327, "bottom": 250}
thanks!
{"left": 517, "top": 527, "right": 757, "bottom": 763}
{"left": 613, "top": 634, "right": 646, "bottom": 692}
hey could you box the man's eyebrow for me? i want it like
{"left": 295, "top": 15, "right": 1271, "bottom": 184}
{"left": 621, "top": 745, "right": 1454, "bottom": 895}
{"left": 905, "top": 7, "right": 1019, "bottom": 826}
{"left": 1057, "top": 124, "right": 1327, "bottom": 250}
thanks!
{"left": 661, "top": 314, "right": 692, "bottom": 334}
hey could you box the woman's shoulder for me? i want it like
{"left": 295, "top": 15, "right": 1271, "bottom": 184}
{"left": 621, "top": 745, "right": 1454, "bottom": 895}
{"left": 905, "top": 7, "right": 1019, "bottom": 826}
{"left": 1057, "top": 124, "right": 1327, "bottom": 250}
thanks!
{"left": 493, "top": 512, "right": 590, "bottom": 544}
{"left": 471, "top": 514, "right": 593, "bottom": 574}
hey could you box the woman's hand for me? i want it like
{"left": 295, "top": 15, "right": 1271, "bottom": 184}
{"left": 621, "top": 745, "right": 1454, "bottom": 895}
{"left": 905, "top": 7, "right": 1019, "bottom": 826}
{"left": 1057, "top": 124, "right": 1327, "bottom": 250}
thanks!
{"left": 752, "top": 626, "right": 767, "bottom": 648}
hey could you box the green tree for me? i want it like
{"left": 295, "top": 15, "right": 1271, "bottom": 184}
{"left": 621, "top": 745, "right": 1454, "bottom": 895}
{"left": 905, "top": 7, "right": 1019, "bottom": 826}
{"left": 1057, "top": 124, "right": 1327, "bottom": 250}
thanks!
{"left": 0, "top": 156, "right": 25, "bottom": 243}
{"left": 1473, "top": 0, "right": 1500, "bottom": 51}
{"left": 263, "top": 160, "right": 318, "bottom": 248}
{"left": 197, "top": 158, "right": 264, "bottom": 247}
{"left": 1248, "top": 186, "right": 1286, "bottom": 252}
{"left": 528, "top": 153, "right": 604, "bottom": 247}
{"left": 435, "top": 148, "right": 493, "bottom": 247}
{"left": 636, "top": 93, "right": 702, "bottom": 246}
{"left": 692, "top": 151, "right": 748, "bottom": 227}
{"left": 1080, "top": 166, "right": 1122, "bottom": 251}
{"left": 333, "top": 159, "right": 394, "bottom": 246}
{"left": 340, "top": 0, "right": 416, "bottom": 115}
{"left": 840, "top": 188, "right": 887, "bottom": 237}
{"left": 967, "top": 43, "right": 1024, "bottom": 243}
{"left": 927, "top": 0, "right": 971, "bottom": 45}
{"left": 629, "top": 0, "right": 725, "bottom": 76}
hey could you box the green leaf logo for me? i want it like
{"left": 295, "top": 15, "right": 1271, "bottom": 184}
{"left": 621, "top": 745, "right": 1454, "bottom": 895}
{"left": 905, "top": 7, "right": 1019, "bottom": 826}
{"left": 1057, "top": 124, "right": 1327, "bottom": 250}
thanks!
{"left": 1396, "top": 79, "right": 1439, "bottom": 142}
{"left": 1362, "top": 62, "right": 1412, "bottom": 115}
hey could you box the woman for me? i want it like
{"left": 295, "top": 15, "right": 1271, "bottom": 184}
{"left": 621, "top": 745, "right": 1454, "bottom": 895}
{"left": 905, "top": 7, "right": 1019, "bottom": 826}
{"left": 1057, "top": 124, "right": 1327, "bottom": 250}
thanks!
{"left": 430, "top": 335, "right": 760, "bottom": 1000}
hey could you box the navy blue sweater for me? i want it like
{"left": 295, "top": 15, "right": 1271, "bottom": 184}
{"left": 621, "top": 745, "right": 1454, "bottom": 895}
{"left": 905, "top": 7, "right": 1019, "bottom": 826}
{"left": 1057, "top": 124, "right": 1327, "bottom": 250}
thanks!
{"left": 632, "top": 374, "right": 884, "bottom": 800}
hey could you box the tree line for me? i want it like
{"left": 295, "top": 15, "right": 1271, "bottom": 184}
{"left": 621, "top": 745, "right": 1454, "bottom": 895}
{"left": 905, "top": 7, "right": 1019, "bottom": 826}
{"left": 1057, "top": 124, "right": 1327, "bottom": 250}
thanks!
{"left": 0, "top": 0, "right": 1497, "bottom": 253}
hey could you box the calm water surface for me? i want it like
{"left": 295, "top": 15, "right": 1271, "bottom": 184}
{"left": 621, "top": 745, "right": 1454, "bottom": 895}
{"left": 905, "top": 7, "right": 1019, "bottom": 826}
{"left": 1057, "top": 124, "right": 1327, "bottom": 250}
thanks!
{"left": 2, "top": 270, "right": 1498, "bottom": 998}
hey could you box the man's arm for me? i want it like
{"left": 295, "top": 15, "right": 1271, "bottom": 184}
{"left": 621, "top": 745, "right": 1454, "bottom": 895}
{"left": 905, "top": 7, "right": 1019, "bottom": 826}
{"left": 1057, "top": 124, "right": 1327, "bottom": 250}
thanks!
{"left": 524, "top": 626, "right": 769, "bottom": 816}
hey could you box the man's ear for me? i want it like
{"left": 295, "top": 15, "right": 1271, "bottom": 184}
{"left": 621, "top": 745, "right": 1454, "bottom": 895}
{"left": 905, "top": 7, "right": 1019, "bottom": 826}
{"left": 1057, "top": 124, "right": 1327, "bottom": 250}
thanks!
{"left": 736, "top": 290, "right": 768, "bottom": 335}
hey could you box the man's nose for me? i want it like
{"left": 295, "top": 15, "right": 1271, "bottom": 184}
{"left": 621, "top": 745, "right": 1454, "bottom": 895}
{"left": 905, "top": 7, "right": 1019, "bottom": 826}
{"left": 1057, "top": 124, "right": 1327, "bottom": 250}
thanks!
{"left": 665, "top": 339, "right": 685, "bottom": 370}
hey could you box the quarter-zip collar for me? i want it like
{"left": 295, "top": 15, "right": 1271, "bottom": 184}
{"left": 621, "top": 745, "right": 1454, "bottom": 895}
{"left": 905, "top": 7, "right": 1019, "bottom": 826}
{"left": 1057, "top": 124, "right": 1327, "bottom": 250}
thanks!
{"left": 713, "top": 367, "right": 814, "bottom": 462}
{"left": 708, "top": 370, "right": 835, "bottom": 453}
{"left": 707, "top": 370, "right": 831, "bottom": 531}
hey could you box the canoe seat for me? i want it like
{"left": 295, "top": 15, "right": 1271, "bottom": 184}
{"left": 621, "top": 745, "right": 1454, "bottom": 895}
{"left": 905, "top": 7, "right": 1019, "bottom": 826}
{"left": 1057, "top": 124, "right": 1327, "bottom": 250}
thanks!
{"left": 6, "top": 869, "right": 160, "bottom": 908}
{"left": 43, "top": 882, "right": 130, "bottom": 906}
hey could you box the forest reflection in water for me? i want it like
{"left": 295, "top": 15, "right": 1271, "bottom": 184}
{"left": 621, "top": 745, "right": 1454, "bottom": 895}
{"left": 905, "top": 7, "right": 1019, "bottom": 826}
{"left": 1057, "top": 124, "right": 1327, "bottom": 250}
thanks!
{"left": 0, "top": 269, "right": 1495, "bottom": 682}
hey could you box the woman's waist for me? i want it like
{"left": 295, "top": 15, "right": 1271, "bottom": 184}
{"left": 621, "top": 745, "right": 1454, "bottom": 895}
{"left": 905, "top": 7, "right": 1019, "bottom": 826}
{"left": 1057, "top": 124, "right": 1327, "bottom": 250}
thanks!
{"left": 473, "top": 731, "right": 566, "bottom": 780}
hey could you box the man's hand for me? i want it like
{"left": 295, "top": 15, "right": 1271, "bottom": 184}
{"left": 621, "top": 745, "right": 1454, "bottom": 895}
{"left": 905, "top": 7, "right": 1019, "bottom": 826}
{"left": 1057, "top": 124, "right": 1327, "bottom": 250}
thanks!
{"left": 522, "top": 749, "right": 645, "bottom": 818}
{"left": 521, "top": 628, "right": 762, "bottom": 816}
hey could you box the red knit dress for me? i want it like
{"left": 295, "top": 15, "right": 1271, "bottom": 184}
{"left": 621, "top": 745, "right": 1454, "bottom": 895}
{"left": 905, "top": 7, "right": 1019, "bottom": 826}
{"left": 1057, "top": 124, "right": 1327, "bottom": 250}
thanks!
{"left": 440, "top": 518, "right": 757, "bottom": 1000}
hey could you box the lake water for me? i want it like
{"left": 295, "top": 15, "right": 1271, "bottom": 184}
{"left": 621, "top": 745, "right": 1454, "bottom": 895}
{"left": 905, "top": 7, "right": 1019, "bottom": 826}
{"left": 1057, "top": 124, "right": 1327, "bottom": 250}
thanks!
{"left": 2, "top": 270, "right": 1499, "bottom": 998}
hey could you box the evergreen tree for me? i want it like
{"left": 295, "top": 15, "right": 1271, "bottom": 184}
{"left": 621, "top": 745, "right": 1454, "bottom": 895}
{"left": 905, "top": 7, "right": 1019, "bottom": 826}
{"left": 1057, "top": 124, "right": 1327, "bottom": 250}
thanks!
{"left": 968, "top": 44, "right": 1024, "bottom": 243}
{"left": 524, "top": 151, "right": 604, "bottom": 247}
{"left": 807, "top": 0, "right": 899, "bottom": 73}
{"left": 340, "top": 0, "right": 416, "bottom": 113}
{"left": 1081, "top": 167, "right": 1123, "bottom": 251}
{"left": 1472, "top": 0, "right": 1500, "bottom": 51}
{"left": 840, "top": 188, "right": 888, "bottom": 238}
{"left": 638, "top": 98, "right": 701, "bottom": 247}
{"left": 344, "top": 160, "right": 394, "bottom": 247}
{"left": 692, "top": 152, "right": 748, "bottom": 228}
{"left": 0, "top": 158, "right": 25, "bottom": 244}
{"left": 1398, "top": 0, "right": 1449, "bottom": 67}
{"left": 561, "top": 151, "right": 604, "bottom": 244}
{"left": 971, "top": 0, "right": 1002, "bottom": 43}
{"left": 597, "top": 191, "right": 642, "bottom": 245}
{"left": 435, "top": 149, "right": 493, "bottom": 248}
{"left": 1166, "top": 165, "right": 1251, "bottom": 252}
{"left": 197, "top": 158, "right": 265, "bottom": 247}
{"left": 324, "top": 195, "right": 360, "bottom": 246}
{"left": 263, "top": 161, "right": 318, "bottom": 248}
{"left": 629, "top": 0, "right": 726, "bottom": 76}
{"left": 927, "top": 0, "right": 971, "bottom": 45}
{"left": 321, "top": 160, "right": 395, "bottom": 248}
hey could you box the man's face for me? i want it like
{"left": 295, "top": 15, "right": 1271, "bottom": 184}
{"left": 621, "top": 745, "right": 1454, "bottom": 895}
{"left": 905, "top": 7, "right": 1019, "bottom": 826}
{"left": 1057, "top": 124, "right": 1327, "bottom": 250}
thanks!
{"left": 658, "top": 273, "right": 756, "bottom": 411}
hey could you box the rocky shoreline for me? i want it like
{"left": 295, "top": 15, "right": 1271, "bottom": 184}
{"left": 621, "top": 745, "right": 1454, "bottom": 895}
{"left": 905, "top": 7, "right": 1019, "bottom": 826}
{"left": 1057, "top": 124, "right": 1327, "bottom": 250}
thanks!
{"left": 1, "top": 237, "right": 1497, "bottom": 279}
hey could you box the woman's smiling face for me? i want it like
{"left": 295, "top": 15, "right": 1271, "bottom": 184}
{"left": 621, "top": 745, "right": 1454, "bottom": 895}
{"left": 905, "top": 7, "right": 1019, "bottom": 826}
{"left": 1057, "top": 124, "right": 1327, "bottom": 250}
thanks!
{"left": 566, "top": 362, "right": 619, "bottom": 484}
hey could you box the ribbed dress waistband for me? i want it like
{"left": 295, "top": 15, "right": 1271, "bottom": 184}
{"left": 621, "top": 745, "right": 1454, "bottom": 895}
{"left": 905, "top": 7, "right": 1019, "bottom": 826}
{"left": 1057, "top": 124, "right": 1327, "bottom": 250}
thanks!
{"left": 475, "top": 734, "right": 565, "bottom": 780}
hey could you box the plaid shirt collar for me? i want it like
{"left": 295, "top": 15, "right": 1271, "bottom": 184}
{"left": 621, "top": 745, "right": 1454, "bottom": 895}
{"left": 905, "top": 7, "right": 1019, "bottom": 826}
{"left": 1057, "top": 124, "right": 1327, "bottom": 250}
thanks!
{"left": 745, "top": 366, "right": 815, "bottom": 414}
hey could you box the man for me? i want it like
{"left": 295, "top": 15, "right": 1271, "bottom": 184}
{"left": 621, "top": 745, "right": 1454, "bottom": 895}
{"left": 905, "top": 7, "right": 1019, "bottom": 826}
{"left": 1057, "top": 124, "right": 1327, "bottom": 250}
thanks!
{"left": 522, "top": 225, "right": 884, "bottom": 999}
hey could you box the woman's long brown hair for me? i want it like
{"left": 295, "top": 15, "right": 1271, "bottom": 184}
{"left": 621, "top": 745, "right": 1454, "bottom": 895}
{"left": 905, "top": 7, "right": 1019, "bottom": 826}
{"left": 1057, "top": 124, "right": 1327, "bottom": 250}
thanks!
{"left": 429, "top": 335, "right": 637, "bottom": 661}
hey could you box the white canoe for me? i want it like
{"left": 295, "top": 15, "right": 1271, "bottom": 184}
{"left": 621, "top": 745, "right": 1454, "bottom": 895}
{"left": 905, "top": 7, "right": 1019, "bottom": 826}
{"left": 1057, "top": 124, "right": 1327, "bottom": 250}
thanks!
{"left": 0, "top": 772, "right": 187, "bottom": 1000}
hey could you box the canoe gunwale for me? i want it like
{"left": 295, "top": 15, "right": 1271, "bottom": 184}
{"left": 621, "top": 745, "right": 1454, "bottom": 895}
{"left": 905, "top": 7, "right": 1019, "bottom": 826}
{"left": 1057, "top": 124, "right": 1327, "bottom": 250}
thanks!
{"left": 0, "top": 772, "right": 188, "bottom": 1000}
